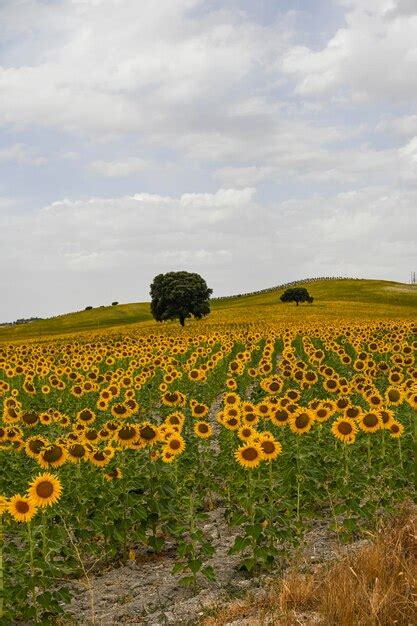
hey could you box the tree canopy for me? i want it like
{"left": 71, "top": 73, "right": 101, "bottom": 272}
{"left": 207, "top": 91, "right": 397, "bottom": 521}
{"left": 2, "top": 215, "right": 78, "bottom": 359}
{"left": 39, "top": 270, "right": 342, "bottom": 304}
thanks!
{"left": 150, "top": 271, "right": 213, "bottom": 326}
{"left": 280, "top": 287, "right": 314, "bottom": 306}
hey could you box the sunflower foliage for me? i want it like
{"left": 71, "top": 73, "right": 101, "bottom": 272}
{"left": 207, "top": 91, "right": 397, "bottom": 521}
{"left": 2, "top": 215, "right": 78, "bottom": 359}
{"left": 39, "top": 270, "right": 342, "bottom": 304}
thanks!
{"left": 0, "top": 315, "right": 416, "bottom": 621}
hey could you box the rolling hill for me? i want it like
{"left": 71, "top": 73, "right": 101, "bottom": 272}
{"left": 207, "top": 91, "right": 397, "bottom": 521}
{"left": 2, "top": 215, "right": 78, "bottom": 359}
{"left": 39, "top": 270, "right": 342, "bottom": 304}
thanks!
{"left": 1, "top": 278, "right": 417, "bottom": 341}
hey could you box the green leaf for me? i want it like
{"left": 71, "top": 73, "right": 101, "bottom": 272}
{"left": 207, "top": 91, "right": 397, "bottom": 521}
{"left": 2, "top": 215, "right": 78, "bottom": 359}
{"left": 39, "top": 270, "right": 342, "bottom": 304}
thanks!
{"left": 188, "top": 558, "right": 202, "bottom": 574}
{"left": 202, "top": 565, "right": 216, "bottom": 581}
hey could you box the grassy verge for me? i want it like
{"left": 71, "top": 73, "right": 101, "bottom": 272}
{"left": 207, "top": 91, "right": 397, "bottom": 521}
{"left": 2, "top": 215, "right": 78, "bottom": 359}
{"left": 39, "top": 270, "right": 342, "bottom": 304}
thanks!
{"left": 203, "top": 502, "right": 417, "bottom": 625}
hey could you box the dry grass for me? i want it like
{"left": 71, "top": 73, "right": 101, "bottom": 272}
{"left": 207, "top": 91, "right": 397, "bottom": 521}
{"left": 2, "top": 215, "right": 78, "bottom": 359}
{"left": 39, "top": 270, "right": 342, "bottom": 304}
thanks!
{"left": 202, "top": 502, "right": 417, "bottom": 626}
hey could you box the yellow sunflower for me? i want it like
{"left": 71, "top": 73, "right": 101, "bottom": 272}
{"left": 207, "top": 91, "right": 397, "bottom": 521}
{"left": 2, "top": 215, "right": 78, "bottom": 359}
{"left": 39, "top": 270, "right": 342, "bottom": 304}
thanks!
{"left": 38, "top": 444, "right": 67, "bottom": 469}
{"left": 331, "top": 417, "right": 357, "bottom": 444}
{"left": 165, "top": 433, "right": 186, "bottom": 454}
{"left": 358, "top": 412, "right": 382, "bottom": 433}
{"left": 8, "top": 494, "right": 37, "bottom": 523}
{"left": 235, "top": 442, "right": 263, "bottom": 469}
{"left": 289, "top": 410, "right": 315, "bottom": 435}
{"left": 259, "top": 434, "right": 282, "bottom": 460}
{"left": 193, "top": 421, "right": 212, "bottom": 439}
{"left": 389, "top": 420, "right": 404, "bottom": 438}
{"left": 27, "top": 473, "right": 62, "bottom": 508}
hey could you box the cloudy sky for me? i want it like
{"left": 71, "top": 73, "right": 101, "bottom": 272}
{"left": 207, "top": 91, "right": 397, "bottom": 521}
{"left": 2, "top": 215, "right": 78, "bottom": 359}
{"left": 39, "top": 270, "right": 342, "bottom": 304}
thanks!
{"left": 1, "top": 0, "right": 417, "bottom": 321}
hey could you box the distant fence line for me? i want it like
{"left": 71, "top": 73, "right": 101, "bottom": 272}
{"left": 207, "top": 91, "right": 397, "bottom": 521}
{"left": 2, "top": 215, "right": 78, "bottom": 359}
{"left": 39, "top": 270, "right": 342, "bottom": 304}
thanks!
{"left": 212, "top": 276, "right": 360, "bottom": 301}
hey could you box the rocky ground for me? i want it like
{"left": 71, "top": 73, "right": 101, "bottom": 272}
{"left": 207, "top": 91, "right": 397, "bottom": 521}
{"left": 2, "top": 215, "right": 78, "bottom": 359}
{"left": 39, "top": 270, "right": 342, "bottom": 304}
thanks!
{"left": 64, "top": 508, "right": 368, "bottom": 626}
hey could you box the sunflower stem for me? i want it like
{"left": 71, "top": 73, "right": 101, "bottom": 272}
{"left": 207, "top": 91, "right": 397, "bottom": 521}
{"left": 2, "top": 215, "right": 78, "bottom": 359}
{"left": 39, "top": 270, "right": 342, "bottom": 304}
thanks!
{"left": 41, "top": 510, "right": 47, "bottom": 562}
{"left": 27, "top": 521, "right": 39, "bottom": 624}
{"left": 398, "top": 437, "right": 403, "bottom": 469}
{"left": 295, "top": 437, "right": 301, "bottom": 528}
{"left": 0, "top": 516, "right": 4, "bottom": 621}
{"left": 367, "top": 436, "right": 372, "bottom": 472}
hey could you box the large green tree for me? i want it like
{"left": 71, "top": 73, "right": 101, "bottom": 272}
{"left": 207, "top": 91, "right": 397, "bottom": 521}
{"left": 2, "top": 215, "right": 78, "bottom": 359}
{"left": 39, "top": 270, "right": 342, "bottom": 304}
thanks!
{"left": 150, "top": 271, "right": 213, "bottom": 326}
{"left": 280, "top": 287, "right": 313, "bottom": 306}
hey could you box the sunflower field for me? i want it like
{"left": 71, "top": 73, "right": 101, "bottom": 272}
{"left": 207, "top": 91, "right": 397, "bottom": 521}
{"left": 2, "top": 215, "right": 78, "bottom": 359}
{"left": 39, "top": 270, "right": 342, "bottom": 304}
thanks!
{"left": 0, "top": 315, "right": 416, "bottom": 623}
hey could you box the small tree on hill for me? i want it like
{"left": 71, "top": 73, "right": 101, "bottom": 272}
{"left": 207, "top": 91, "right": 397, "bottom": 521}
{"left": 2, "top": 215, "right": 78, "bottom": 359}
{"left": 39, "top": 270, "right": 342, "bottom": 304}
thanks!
{"left": 150, "top": 271, "right": 213, "bottom": 327}
{"left": 280, "top": 287, "right": 313, "bottom": 306}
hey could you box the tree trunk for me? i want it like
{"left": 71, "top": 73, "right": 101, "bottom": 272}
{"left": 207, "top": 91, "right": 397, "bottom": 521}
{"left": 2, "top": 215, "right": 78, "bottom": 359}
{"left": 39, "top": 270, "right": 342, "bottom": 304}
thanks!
{"left": 296, "top": 301, "right": 299, "bottom": 306}
{"left": 179, "top": 315, "right": 185, "bottom": 327}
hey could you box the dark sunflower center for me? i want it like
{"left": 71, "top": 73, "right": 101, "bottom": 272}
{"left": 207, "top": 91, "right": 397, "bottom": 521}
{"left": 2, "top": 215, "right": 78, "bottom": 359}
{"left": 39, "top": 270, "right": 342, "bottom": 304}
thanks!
{"left": 69, "top": 444, "right": 85, "bottom": 458}
{"left": 242, "top": 447, "right": 258, "bottom": 461}
{"left": 36, "top": 481, "right": 54, "bottom": 498}
{"left": 295, "top": 414, "right": 310, "bottom": 429}
{"left": 261, "top": 441, "right": 275, "bottom": 454}
{"left": 119, "top": 427, "right": 136, "bottom": 440}
{"left": 388, "top": 390, "right": 400, "bottom": 402}
{"left": 275, "top": 410, "right": 288, "bottom": 422}
{"left": 43, "top": 446, "right": 64, "bottom": 462}
{"left": 16, "top": 500, "right": 30, "bottom": 514}
{"left": 140, "top": 425, "right": 156, "bottom": 440}
{"left": 29, "top": 439, "right": 44, "bottom": 454}
{"left": 338, "top": 421, "right": 353, "bottom": 435}
{"left": 198, "top": 424, "right": 209, "bottom": 433}
{"left": 363, "top": 413, "right": 378, "bottom": 427}
{"left": 169, "top": 439, "right": 181, "bottom": 450}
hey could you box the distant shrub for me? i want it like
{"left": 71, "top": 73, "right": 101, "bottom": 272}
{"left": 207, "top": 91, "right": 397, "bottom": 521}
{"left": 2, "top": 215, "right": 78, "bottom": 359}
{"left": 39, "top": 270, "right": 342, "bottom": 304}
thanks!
{"left": 85, "top": 306, "right": 93, "bottom": 311}
{"left": 112, "top": 302, "right": 119, "bottom": 306}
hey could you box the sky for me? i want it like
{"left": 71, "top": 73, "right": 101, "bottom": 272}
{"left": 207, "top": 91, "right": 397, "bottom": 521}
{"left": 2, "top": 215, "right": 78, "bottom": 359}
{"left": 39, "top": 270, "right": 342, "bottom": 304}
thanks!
{"left": 1, "top": 0, "right": 417, "bottom": 321}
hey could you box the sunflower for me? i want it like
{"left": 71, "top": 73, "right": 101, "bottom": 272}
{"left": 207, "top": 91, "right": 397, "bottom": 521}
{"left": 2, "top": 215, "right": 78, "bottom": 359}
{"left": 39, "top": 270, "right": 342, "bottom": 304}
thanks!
{"left": 25, "top": 436, "right": 47, "bottom": 459}
{"left": 38, "top": 444, "right": 67, "bottom": 469}
{"left": 162, "top": 390, "right": 186, "bottom": 407}
{"left": 379, "top": 409, "right": 395, "bottom": 429}
{"left": 27, "top": 473, "right": 62, "bottom": 508}
{"left": 259, "top": 434, "right": 282, "bottom": 460}
{"left": 286, "top": 389, "right": 300, "bottom": 402}
{"left": 260, "top": 377, "right": 283, "bottom": 394}
{"left": 289, "top": 410, "right": 315, "bottom": 435}
{"left": 0, "top": 495, "right": 9, "bottom": 518}
{"left": 235, "top": 442, "right": 263, "bottom": 469}
{"left": 314, "top": 406, "right": 332, "bottom": 423}
{"left": 238, "top": 425, "right": 256, "bottom": 441}
{"left": 331, "top": 417, "right": 357, "bottom": 444}
{"left": 344, "top": 406, "right": 362, "bottom": 420}
{"left": 76, "top": 408, "right": 96, "bottom": 424}
{"left": 162, "top": 450, "right": 175, "bottom": 463}
{"left": 89, "top": 449, "right": 112, "bottom": 467}
{"left": 270, "top": 408, "right": 290, "bottom": 427}
{"left": 191, "top": 403, "right": 209, "bottom": 419}
{"left": 8, "top": 494, "right": 37, "bottom": 523}
{"left": 323, "top": 378, "right": 340, "bottom": 393}
{"left": 67, "top": 443, "right": 87, "bottom": 463}
{"left": 21, "top": 411, "right": 39, "bottom": 427}
{"left": 223, "top": 392, "right": 240, "bottom": 406}
{"left": 242, "top": 411, "right": 259, "bottom": 426}
{"left": 223, "top": 415, "right": 241, "bottom": 430}
{"left": 138, "top": 422, "right": 160, "bottom": 445}
{"left": 115, "top": 424, "right": 138, "bottom": 447}
{"left": 165, "top": 433, "right": 186, "bottom": 454}
{"left": 111, "top": 403, "right": 129, "bottom": 419}
{"left": 193, "top": 421, "right": 212, "bottom": 439}
{"left": 389, "top": 420, "right": 404, "bottom": 438}
{"left": 165, "top": 411, "right": 185, "bottom": 428}
{"left": 256, "top": 402, "right": 271, "bottom": 419}
{"left": 358, "top": 412, "right": 382, "bottom": 433}
{"left": 366, "top": 393, "right": 383, "bottom": 409}
{"left": 104, "top": 468, "right": 123, "bottom": 481}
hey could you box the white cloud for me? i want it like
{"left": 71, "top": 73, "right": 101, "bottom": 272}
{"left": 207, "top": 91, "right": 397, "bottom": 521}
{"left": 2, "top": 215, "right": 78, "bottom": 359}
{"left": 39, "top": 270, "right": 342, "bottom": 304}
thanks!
{"left": 0, "top": 143, "right": 46, "bottom": 166}
{"left": 283, "top": 2, "right": 417, "bottom": 102}
{"left": 0, "top": 0, "right": 288, "bottom": 140}
{"left": 1, "top": 184, "right": 417, "bottom": 319}
{"left": 89, "top": 157, "right": 151, "bottom": 177}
